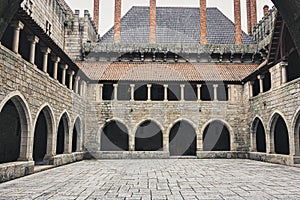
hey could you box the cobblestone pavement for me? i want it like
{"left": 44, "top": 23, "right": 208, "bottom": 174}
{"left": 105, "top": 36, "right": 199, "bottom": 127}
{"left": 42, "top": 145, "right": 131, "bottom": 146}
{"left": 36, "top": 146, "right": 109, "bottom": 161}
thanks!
{"left": 0, "top": 159, "right": 300, "bottom": 200}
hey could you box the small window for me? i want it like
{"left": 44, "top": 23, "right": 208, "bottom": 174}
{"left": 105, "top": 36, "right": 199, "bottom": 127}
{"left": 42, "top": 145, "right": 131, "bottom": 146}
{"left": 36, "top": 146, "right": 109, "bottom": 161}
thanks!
{"left": 46, "top": 21, "right": 52, "bottom": 36}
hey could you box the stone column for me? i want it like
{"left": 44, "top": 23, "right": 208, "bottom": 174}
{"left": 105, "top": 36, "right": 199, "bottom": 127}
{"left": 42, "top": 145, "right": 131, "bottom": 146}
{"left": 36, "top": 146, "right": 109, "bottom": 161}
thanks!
{"left": 74, "top": 76, "right": 80, "bottom": 94}
{"left": 27, "top": 35, "right": 39, "bottom": 64}
{"left": 80, "top": 80, "right": 84, "bottom": 96}
{"left": 98, "top": 84, "right": 103, "bottom": 101}
{"left": 147, "top": 84, "right": 152, "bottom": 101}
{"left": 249, "top": 81, "right": 254, "bottom": 98}
{"left": 68, "top": 70, "right": 75, "bottom": 90}
{"left": 11, "top": 20, "right": 24, "bottom": 54}
{"left": 281, "top": 62, "right": 288, "bottom": 84}
{"left": 197, "top": 84, "right": 202, "bottom": 101}
{"left": 130, "top": 84, "right": 135, "bottom": 101}
{"left": 51, "top": 56, "right": 60, "bottom": 80}
{"left": 213, "top": 84, "right": 218, "bottom": 101}
{"left": 228, "top": 85, "right": 232, "bottom": 101}
{"left": 113, "top": 84, "right": 118, "bottom": 101}
{"left": 257, "top": 74, "right": 265, "bottom": 93}
{"left": 61, "top": 64, "right": 68, "bottom": 85}
{"left": 180, "top": 84, "right": 185, "bottom": 101}
{"left": 129, "top": 134, "right": 135, "bottom": 151}
{"left": 164, "top": 84, "right": 168, "bottom": 101}
{"left": 40, "top": 47, "right": 51, "bottom": 73}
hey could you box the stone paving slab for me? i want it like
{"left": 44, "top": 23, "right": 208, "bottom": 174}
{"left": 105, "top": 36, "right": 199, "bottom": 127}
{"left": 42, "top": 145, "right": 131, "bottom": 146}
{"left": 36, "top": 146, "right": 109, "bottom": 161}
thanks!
{"left": 0, "top": 159, "right": 300, "bottom": 199}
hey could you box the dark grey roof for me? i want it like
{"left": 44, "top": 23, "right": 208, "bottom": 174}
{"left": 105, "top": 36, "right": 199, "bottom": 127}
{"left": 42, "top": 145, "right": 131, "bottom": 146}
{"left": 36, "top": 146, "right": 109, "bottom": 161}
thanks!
{"left": 100, "top": 6, "right": 255, "bottom": 44}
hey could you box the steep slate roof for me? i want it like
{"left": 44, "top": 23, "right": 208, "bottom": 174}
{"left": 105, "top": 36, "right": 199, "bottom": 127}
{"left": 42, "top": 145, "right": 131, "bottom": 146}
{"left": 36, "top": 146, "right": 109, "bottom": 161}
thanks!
{"left": 100, "top": 6, "right": 255, "bottom": 44}
{"left": 78, "top": 62, "right": 258, "bottom": 82}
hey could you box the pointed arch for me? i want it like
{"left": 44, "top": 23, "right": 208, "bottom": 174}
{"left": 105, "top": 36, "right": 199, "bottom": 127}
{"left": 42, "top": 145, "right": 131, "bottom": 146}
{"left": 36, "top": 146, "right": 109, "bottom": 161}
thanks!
{"left": 0, "top": 91, "right": 32, "bottom": 162}
{"left": 33, "top": 104, "right": 55, "bottom": 163}
{"left": 251, "top": 116, "right": 266, "bottom": 153}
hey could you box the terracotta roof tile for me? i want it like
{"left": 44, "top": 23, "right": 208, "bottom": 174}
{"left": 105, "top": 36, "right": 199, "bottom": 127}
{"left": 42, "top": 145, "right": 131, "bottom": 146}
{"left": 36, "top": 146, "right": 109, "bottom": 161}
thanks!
{"left": 77, "top": 62, "right": 258, "bottom": 82}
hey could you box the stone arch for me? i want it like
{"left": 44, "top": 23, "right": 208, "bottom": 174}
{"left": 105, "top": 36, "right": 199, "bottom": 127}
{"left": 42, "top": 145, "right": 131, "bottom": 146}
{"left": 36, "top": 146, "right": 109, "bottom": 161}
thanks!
{"left": 56, "top": 111, "right": 71, "bottom": 154}
{"left": 168, "top": 119, "right": 197, "bottom": 156}
{"left": 292, "top": 108, "right": 300, "bottom": 156}
{"left": 32, "top": 104, "right": 55, "bottom": 163}
{"left": 72, "top": 116, "right": 82, "bottom": 152}
{"left": 0, "top": 91, "right": 32, "bottom": 162}
{"left": 269, "top": 112, "right": 290, "bottom": 155}
{"left": 251, "top": 116, "right": 267, "bottom": 153}
{"left": 100, "top": 119, "right": 129, "bottom": 151}
{"left": 201, "top": 119, "right": 233, "bottom": 151}
{"left": 134, "top": 119, "right": 164, "bottom": 151}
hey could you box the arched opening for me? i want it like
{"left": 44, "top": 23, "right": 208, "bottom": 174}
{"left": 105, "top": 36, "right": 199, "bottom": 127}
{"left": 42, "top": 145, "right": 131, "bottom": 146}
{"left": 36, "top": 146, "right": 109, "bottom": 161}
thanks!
{"left": 169, "top": 121, "right": 196, "bottom": 156}
{"left": 72, "top": 118, "right": 81, "bottom": 152}
{"left": 273, "top": 115, "right": 290, "bottom": 155}
{"left": 56, "top": 113, "right": 69, "bottom": 155}
{"left": 101, "top": 120, "right": 129, "bottom": 151}
{"left": 135, "top": 120, "right": 163, "bottom": 151}
{"left": 134, "top": 84, "right": 147, "bottom": 101}
{"left": 33, "top": 107, "right": 53, "bottom": 164}
{"left": 203, "top": 121, "right": 230, "bottom": 151}
{"left": 253, "top": 118, "right": 266, "bottom": 153}
{"left": 0, "top": 100, "right": 21, "bottom": 163}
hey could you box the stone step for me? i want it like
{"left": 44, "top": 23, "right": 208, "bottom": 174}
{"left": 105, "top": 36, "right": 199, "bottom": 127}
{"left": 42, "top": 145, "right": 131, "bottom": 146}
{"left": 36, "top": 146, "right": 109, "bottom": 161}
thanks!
{"left": 34, "top": 165, "right": 55, "bottom": 173}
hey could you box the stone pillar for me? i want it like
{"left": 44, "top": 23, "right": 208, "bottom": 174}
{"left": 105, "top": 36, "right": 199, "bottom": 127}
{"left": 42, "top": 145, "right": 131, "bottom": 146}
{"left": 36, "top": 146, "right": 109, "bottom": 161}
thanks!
{"left": 164, "top": 84, "right": 168, "bottom": 101}
{"left": 52, "top": 56, "right": 60, "bottom": 80}
{"left": 113, "top": 84, "right": 118, "bottom": 101}
{"left": 147, "top": 84, "right": 152, "bottom": 101}
{"left": 249, "top": 81, "right": 254, "bottom": 98}
{"left": 257, "top": 74, "right": 265, "bottom": 93}
{"left": 11, "top": 20, "right": 24, "bottom": 54}
{"left": 149, "top": 0, "right": 156, "bottom": 44}
{"left": 197, "top": 84, "right": 202, "bottom": 101}
{"left": 40, "top": 47, "right": 51, "bottom": 73}
{"left": 180, "top": 84, "right": 185, "bottom": 101}
{"left": 61, "top": 64, "right": 68, "bottom": 85}
{"left": 114, "top": 0, "right": 121, "bottom": 43}
{"left": 98, "top": 84, "right": 103, "bottom": 101}
{"left": 200, "top": 0, "right": 207, "bottom": 44}
{"left": 75, "top": 76, "right": 80, "bottom": 94}
{"left": 281, "top": 62, "right": 288, "bottom": 84}
{"left": 228, "top": 85, "right": 232, "bottom": 101}
{"left": 27, "top": 35, "right": 39, "bottom": 64}
{"left": 213, "top": 84, "right": 218, "bottom": 101}
{"left": 234, "top": 0, "right": 242, "bottom": 44}
{"left": 129, "top": 84, "right": 135, "bottom": 101}
{"left": 129, "top": 134, "right": 135, "bottom": 151}
{"left": 68, "top": 70, "right": 75, "bottom": 90}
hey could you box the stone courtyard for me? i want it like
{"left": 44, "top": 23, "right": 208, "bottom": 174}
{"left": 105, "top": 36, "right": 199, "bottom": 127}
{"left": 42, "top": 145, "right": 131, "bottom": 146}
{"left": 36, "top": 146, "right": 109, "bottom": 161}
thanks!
{"left": 0, "top": 159, "right": 299, "bottom": 199}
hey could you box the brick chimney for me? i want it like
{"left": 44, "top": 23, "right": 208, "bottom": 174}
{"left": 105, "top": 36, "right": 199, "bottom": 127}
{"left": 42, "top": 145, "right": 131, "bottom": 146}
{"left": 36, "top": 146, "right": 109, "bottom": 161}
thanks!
{"left": 263, "top": 5, "right": 269, "bottom": 16}
{"left": 250, "top": 0, "right": 257, "bottom": 32}
{"left": 149, "top": 0, "right": 156, "bottom": 44}
{"left": 246, "top": 0, "right": 252, "bottom": 35}
{"left": 114, "top": 0, "right": 121, "bottom": 43}
{"left": 200, "top": 0, "right": 207, "bottom": 44}
{"left": 234, "top": 0, "right": 242, "bottom": 44}
{"left": 94, "top": 0, "right": 99, "bottom": 32}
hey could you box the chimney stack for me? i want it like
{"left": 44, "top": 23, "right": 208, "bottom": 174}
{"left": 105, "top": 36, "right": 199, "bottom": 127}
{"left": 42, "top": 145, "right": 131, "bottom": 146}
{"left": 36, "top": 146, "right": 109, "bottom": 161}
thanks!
{"left": 246, "top": 0, "right": 252, "bottom": 35}
{"left": 200, "top": 0, "right": 207, "bottom": 44}
{"left": 234, "top": 0, "right": 242, "bottom": 44}
{"left": 149, "top": 0, "right": 156, "bottom": 44}
{"left": 250, "top": 0, "right": 257, "bottom": 32}
{"left": 114, "top": 0, "right": 121, "bottom": 43}
{"left": 263, "top": 5, "right": 269, "bottom": 16}
{"left": 93, "top": 0, "right": 99, "bottom": 32}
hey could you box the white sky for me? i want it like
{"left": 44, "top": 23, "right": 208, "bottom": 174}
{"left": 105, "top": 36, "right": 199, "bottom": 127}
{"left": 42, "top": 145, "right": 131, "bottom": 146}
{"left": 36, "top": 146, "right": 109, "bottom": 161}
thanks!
{"left": 65, "top": 0, "right": 274, "bottom": 36}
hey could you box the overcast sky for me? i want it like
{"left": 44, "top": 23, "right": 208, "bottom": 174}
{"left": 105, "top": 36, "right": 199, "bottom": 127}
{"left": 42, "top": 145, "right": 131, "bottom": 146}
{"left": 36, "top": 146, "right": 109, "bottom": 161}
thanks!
{"left": 65, "top": 0, "right": 274, "bottom": 36}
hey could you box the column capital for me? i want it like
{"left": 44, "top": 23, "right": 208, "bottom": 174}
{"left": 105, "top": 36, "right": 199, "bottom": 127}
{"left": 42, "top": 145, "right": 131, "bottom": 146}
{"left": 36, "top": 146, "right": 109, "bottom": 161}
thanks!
{"left": 280, "top": 61, "right": 288, "bottom": 68}
{"left": 99, "top": 83, "right": 104, "bottom": 87}
{"left": 147, "top": 84, "right": 152, "bottom": 88}
{"left": 163, "top": 84, "right": 168, "bottom": 88}
{"left": 130, "top": 84, "right": 135, "bottom": 87}
{"left": 180, "top": 84, "right": 185, "bottom": 88}
{"left": 113, "top": 83, "right": 118, "bottom": 88}
{"left": 51, "top": 56, "right": 60, "bottom": 63}
{"left": 60, "top": 64, "right": 68, "bottom": 70}
{"left": 11, "top": 20, "right": 24, "bottom": 30}
{"left": 197, "top": 84, "right": 202, "bottom": 88}
{"left": 213, "top": 84, "right": 219, "bottom": 88}
{"left": 257, "top": 74, "right": 265, "bottom": 80}
{"left": 68, "top": 70, "right": 75, "bottom": 76}
{"left": 249, "top": 81, "right": 255, "bottom": 85}
{"left": 27, "top": 35, "right": 39, "bottom": 43}
{"left": 40, "top": 46, "right": 51, "bottom": 54}
{"left": 75, "top": 76, "right": 81, "bottom": 81}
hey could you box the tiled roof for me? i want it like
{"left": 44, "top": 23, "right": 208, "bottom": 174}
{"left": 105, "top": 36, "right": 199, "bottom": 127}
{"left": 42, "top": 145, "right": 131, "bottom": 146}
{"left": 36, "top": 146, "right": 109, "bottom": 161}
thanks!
{"left": 78, "top": 62, "right": 258, "bottom": 82}
{"left": 100, "top": 7, "right": 255, "bottom": 44}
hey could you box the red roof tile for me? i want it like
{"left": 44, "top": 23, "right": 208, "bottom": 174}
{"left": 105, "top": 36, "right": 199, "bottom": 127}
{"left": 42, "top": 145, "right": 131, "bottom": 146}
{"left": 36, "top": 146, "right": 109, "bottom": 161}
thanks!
{"left": 77, "top": 62, "right": 258, "bottom": 82}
